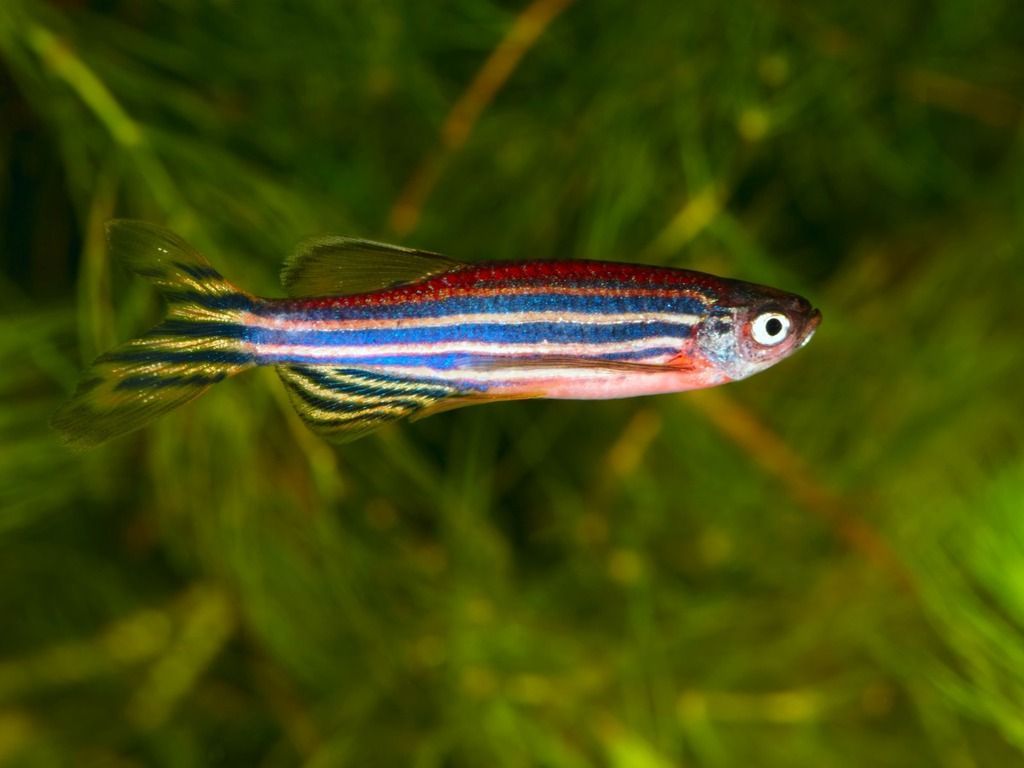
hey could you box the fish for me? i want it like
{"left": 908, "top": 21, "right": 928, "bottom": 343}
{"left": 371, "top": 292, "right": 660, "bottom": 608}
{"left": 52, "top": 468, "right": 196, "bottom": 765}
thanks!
{"left": 52, "top": 221, "right": 821, "bottom": 447}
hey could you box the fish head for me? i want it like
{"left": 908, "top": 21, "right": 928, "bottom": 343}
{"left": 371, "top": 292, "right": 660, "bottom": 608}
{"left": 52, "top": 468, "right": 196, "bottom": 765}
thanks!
{"left": 694, "top": 280, "right": 821, "bottom": 382}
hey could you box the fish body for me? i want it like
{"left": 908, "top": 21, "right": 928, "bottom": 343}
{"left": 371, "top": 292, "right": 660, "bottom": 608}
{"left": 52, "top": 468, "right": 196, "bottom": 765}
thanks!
{"left": 53, "top": 222, "right": 820, "bottom": 446}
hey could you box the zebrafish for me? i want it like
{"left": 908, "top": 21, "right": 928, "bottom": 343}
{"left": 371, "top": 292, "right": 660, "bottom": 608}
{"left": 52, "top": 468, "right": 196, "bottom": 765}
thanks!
{"left": 53, "top": 221, "right": 821, "bottom": 446}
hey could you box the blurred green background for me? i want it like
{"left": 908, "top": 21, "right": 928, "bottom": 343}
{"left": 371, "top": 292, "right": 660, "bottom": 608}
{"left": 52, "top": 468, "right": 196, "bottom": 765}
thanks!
{"left": 1, "top": 0, "right": 1023, "bottom": 765}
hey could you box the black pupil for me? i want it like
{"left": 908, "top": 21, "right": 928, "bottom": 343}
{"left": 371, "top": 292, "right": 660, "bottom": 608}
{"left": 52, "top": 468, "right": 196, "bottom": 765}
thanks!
{"left": 765, "top": 317, "right": 783, "bottom": 336}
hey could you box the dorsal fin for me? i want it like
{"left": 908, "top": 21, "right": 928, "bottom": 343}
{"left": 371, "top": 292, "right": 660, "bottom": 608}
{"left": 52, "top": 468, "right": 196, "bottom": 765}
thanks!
{"left": 280, "top": 237, "right": 464, "bottom": 297}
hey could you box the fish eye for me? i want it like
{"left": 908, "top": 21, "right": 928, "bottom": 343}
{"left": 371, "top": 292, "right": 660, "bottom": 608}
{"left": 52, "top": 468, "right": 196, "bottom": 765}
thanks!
{"left": 750, "top": 312, "right": 791, "bottom": 346}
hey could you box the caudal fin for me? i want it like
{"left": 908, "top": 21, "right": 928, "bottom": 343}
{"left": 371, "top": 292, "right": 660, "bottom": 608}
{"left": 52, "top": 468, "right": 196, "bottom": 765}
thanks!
{"left": 52, "top": 221, "right": 256, "bottom": 447}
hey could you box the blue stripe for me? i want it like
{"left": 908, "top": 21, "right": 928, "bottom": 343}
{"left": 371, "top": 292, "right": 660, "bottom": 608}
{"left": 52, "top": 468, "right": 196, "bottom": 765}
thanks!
{"left": 163, "top": 292, "right": 255, "bottom": 311}
{"left": 255, "top": 320, "right": 693, "bottom": 348}
{"left": 153, "top": 320, "right": 251, "bottom": 339}
{"left": 102, "top": 349, "right": 253, "bottom": 365}
{"left": 272, "top": 293, "right": 706, "bottom": 321}
{"left": 116, "top": 373, "right": 227, "bottom": 391}
{"left": 173, "top": 261, "right": 223, "bottom": 280}
{"left": 283, "top": 377, "right": 429, "bottom": 414}
{"left": 260, "top": 346, "right": 682, "bottom": 370}
{"left": 296, "top": 367, "right": 453, "bottom": 398}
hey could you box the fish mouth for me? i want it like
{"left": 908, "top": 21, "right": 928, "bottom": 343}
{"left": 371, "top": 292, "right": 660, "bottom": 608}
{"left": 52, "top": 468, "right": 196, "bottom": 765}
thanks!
{"left": 797, "top": 308, "right": 822, "bottom": 349}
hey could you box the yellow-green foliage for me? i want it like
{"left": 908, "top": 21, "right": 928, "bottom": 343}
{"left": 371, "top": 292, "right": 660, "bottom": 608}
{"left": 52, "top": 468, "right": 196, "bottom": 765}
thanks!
{"left": 1, "top": 0, "right": 1023, "bottom": 765}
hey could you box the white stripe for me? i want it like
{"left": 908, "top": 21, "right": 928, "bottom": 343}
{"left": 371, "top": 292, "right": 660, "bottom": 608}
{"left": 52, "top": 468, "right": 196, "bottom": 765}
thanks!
{"left": 348, "top": 360, "right": 680, "bottom": 384}
{"left": 254, "top": 336, "right": 689, "bottom": 360}
{"left": 243, "top": 310, "right": 701, "bottom": 333}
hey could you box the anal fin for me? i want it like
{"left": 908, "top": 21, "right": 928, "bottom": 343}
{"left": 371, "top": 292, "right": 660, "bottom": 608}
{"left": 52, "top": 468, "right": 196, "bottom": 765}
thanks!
{"left": 276, "top": 365, "right": 458, "bottom": 443}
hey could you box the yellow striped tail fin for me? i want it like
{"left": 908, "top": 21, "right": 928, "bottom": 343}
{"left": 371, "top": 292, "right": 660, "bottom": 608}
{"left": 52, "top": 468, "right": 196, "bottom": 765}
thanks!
{"left": 52, "top": 221, "right": 256, "bottom": 448}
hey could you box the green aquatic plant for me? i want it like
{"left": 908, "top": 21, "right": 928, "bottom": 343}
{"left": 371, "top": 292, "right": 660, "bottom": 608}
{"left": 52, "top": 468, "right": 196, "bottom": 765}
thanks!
{"left": 1, "top": 0, "right": 1023, "bottom": 765}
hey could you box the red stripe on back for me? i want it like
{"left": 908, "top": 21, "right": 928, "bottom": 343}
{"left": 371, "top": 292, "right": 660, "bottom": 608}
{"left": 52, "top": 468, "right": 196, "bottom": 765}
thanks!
{"left": 286, "top": 260, "right": 727, "bottom": 310}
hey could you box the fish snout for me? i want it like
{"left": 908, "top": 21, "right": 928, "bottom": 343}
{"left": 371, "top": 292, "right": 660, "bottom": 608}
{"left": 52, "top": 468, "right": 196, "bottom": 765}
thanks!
{"left": 798, "top": 308, "right": 822, "bottom": 348}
